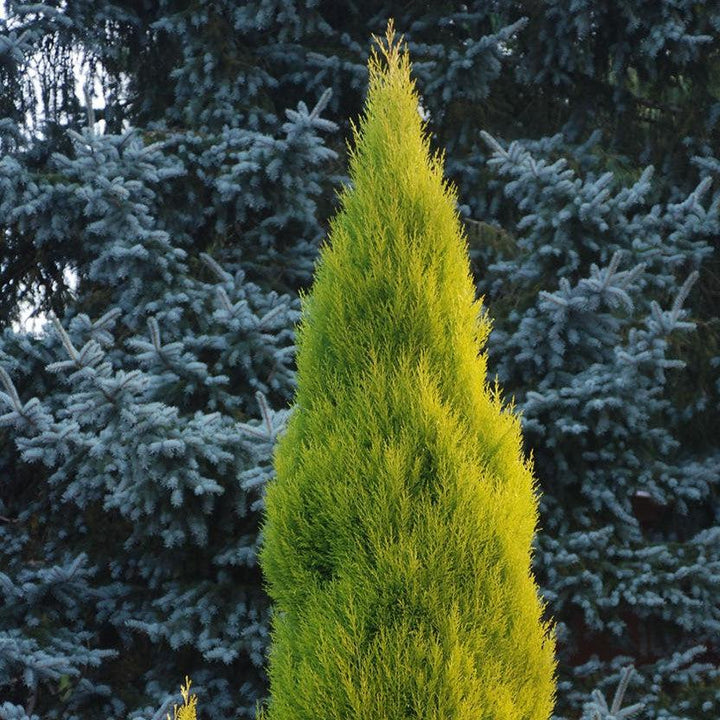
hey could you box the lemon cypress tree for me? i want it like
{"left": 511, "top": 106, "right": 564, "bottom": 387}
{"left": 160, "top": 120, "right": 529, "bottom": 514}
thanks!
{"left": 259, "top": 25, "right": 556, "bottom": 720}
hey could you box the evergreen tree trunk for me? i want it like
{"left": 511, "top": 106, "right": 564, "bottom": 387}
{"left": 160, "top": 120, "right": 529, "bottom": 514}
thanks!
{"left": 259, "top": 25, "right": 556, "bottom": 720}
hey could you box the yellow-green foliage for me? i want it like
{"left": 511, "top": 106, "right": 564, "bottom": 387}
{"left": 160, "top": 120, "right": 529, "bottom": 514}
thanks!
{"left": 259, "top": 23, "right": 556, "bottom": 720}
{"left": 167, "top": 678, "right": 198, "bottom": 720}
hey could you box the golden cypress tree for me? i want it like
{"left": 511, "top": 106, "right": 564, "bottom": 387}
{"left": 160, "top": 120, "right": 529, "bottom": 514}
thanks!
{"left": 259, "top": 23, "right": 556, "bottom": 720}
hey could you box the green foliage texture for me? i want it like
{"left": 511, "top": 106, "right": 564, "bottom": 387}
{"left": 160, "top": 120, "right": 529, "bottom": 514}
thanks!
{"left": 259, "top": 28, "right": 556, "bottom": 720}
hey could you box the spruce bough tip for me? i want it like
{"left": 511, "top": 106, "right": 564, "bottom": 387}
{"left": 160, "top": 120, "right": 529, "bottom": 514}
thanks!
{"left": 260, "top": 21, "right": 556, "bottom": 720}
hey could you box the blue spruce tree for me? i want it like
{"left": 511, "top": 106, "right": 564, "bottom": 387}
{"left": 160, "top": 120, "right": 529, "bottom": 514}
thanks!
{"left": 0, "top": 3, "right": 336, "bottom": 718}
{"left": 477, "top": 131, "right": 719, "bottom": 719}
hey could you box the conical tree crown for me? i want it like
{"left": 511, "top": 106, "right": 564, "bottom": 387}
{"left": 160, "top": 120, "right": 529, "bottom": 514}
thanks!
{"left": 260, "top": 24, "right": 556, "bottom": 720}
